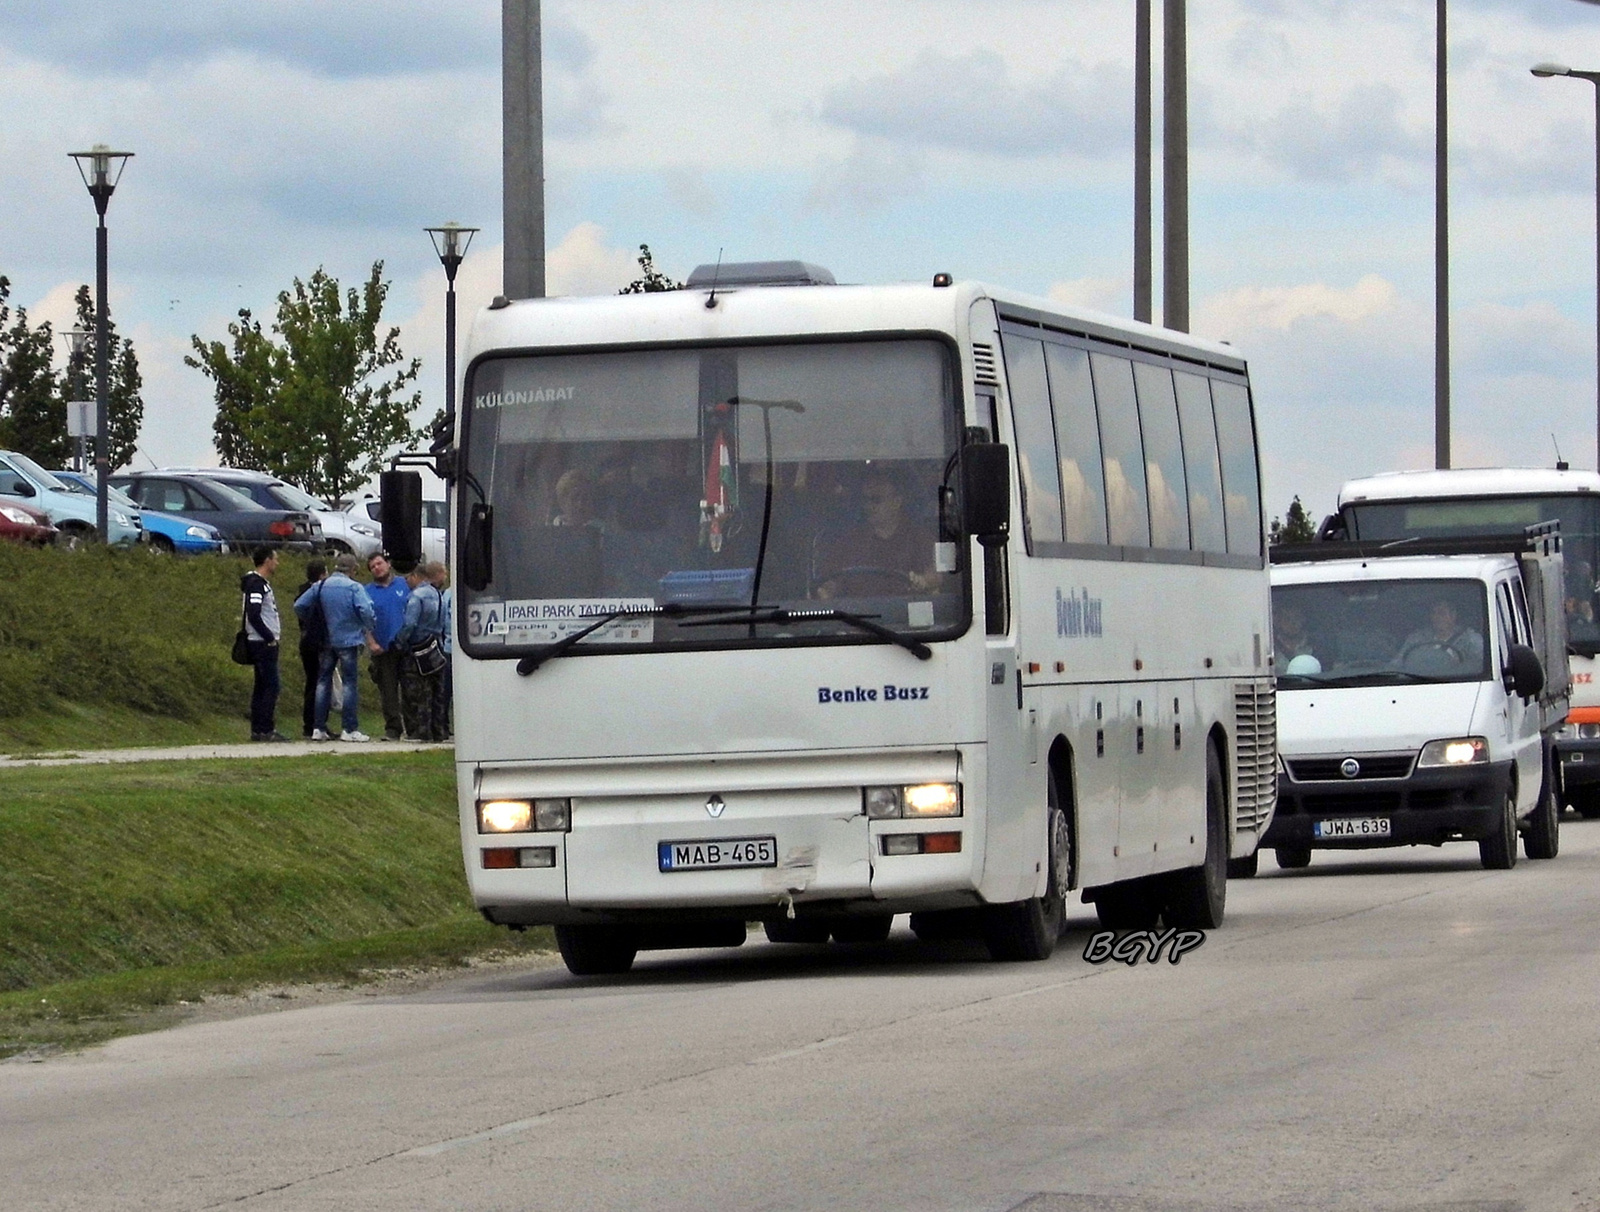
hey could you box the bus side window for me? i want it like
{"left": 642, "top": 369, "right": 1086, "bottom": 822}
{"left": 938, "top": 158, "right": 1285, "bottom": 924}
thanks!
{"left": 1174, "top": 371, "right": 1227, "bottom": 553}
{"left": 1132, "top": 361, "right": 1191, "bottom": 551}
{"left": 1042, "top": 343, "right": 1108, "bottom": 545}
{"left": 998, "top": 334, "right": 1064, "bottom": 547}
{"left": 1089, "top": 353, "right": 1150, "bottom": 547}
{"left": 1211, "top": 379, "right": 1263, "bottom": 558}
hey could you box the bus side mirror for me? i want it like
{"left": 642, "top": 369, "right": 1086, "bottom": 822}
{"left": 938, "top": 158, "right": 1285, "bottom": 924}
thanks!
{"left": 961, "top": 443, "right": 1010, "bottom": 548}
{"left": 1506, "top": 643, "right": 1544, "bottom": 699}
{"left": 463, "top": 502, "right": 493, "bottom": 591}
{"left": 379, "top": 470, "right": 423, "bottom": 571}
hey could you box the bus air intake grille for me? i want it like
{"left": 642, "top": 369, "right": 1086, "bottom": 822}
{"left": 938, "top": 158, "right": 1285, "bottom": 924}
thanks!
{"left": 1232, "top": 680, "right": 1277, "bottom": 833}
{"left": 972, "top": 342, "right": 1000, "bottom": 386}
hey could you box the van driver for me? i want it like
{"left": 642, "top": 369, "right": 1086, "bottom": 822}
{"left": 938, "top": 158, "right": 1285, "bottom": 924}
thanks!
{"left": 1400, "top": 599, "right": 1484, "bottom": 670}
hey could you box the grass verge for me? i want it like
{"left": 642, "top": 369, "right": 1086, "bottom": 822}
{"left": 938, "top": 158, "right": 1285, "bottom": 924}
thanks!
{"left": 0, "top": 750, "right": 550, "bottom": 1058}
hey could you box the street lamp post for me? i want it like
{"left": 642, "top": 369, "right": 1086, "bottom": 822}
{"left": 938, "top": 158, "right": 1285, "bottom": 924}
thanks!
{"left": 67, "top": 144, "right": 132, "bottom": 543}
{"left": 424, "top": 222, "right": 480, "bottom": 430}
{"left": 1533, "top": 61, "right": 1600, "bottom": 470}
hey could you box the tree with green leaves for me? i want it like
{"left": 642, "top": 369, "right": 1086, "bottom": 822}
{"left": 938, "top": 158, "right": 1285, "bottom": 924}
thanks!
{"left": 0, "top": 276, "right": 65, "bottom": 465}
{"left": 1269, "top": 496, "right": 1317, "bottom": 545}
{"left": 619, "top": 245, "right": 682, "bottom": 294}
{"left": 0, "top": 279, "right": 144, "bottom": 470}
{"left": 187, "top": 262, "right": 422, "bottom": 503}
{"left": 69, "top": 284, "right": 144, "bottom": 470}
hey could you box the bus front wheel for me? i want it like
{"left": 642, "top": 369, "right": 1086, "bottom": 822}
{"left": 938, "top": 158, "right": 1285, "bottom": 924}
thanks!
{"left": 982, "top": 769, "right": 1069, "bottom": 962}
{"left": 555, "top": 924, "right": 638, "bottom": 976}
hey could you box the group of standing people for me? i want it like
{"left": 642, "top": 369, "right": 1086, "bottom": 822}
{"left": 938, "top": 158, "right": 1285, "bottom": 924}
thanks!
{"left": 238, "top": 548, "right": 452, "bottom": 744}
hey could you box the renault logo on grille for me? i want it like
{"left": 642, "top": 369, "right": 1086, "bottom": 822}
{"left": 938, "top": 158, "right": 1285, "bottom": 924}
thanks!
{"left": 705, "top": 794, "right": 726, "bottom": 818}
{"left": 1340, "top": 758, "right": 1361, "bottom": 779}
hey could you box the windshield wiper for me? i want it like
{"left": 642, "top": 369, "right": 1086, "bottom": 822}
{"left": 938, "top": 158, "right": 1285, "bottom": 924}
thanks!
{"left": 1310, "top": 671, "right": 1458, "bottom": 687}
{"left": 679, "top": 606, "right": 933, "bottom": 660}
{"left": 515, "top": 604, "right": 739, "bottom": 675}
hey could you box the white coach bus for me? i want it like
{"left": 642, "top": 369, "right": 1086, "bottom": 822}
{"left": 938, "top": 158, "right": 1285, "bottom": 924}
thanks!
{"left": 1329, "top": 468, "right": 1600, "bottom": 816}
{"left": 445, "top": 262, "right": 1276, "bottom": 975}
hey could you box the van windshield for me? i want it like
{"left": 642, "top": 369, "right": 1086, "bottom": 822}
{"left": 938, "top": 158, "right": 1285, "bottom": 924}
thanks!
{"left": 1273, "top": 578, "right": 1491, "bottom": 688}
{"left": 458, "top": 339, "right": 966, "bottom": 655}
{"left": 1342, "top": 494, "right": 1600, "bottom": 655}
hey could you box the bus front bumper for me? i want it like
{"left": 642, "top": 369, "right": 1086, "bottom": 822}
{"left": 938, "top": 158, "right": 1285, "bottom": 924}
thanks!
{"left": 1556, "top": 736, "right": 1600, "bottom": 794}
{"left": 1261, "top": 761, "right": 1512, "bottom": 850}
{"left": 466, "top": 748, "right": 988, "bottom": 928}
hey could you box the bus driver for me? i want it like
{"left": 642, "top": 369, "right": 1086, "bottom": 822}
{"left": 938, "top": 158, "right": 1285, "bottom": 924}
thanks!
{"left": 813, "top": 467, "right": 939, "bottom": 600}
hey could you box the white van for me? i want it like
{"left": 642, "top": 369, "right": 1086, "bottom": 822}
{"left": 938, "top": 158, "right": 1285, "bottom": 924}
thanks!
{"left": 1260, "top": 527, "right": 1567, "bottom": 872}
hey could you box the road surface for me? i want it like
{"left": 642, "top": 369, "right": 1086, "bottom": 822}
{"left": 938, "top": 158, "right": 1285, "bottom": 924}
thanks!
{"left": 7, "top": 819, "right": 1600, "bottom": 1211}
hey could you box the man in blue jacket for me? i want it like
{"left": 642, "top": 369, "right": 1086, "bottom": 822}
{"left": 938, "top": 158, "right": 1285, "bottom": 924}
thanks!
{"left": 295, "top": 553, "right": 380, "bottom": 742}
{"left": 365, "top": 552, "right": 411, "bottom": 740}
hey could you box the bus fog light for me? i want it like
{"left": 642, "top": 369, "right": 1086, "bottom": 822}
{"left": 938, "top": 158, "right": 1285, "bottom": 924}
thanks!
{"left": 533, "top": 798, "right": 571, "bottom": 831}
{"left": 903, "top": 782, "right": 961, "bottom": 817}
{"left": 519, "top": 847, "right": 557, "bottom": 868}
{"left": 1418, "top": 737, "right": 1488, "bottom": 767}
{"left": 881, "top": 833, "right": 921, "bottom": 856}
{"left": 479, "top": 800, "right": 533, "bottom": 833}
{"left": 864, "top": 786, "right": 904, "bottom": 818}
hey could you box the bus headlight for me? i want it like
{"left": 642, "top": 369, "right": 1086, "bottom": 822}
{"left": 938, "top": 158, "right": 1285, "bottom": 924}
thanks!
{"left": 1560, "top": 721, "right": 1600, "bottom": 740}
{"left": 863, "top": 783, "right": 962, "bottom": 818}
{"left": 479, "top": 800, "right": 532, "bottom": 833}
{"left": 477, "top": 798, "right": 571, "bottom": 833}
{"left": 1417, "top": 737, "right": 1489, "bottom": 767}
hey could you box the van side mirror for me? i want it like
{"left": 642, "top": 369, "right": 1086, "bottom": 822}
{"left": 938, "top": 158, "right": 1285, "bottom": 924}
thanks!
{"left": 463, "top": 502, "right": 493, "bottom": 591}
{"left": 960, "top": 443, "right": 1010, "bottom": 548}
{"left": 379, "top": 470, "right": 423, "bottom": 571}
{"left": 1506, "top": 643, "right": 1545, "bottom": 699}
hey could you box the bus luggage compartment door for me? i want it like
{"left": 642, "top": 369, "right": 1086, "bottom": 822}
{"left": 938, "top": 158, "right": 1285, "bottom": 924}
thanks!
{"left": 564, "top": 787, "right": 872, "bottom": 907}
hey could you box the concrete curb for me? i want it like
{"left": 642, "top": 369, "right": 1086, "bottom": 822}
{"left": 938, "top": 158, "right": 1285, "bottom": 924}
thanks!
{"left": 0, "top": 740, "right": 454, "bottom": 769}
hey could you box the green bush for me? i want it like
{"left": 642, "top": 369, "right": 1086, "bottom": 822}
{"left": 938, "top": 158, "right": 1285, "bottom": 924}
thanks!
{"left": 0, "top": 544, "right": 324, "bottom": 723}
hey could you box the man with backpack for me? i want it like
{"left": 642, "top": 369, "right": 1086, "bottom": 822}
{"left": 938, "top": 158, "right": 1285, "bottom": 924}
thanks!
{"left": 294, "top": 560, "right": 328, "bottom": 739}
{"left": 395, "top": 561, "right": 448, "bottom": 742}
{"left": 295, "top": 553, "right": 380, "bottom": 742}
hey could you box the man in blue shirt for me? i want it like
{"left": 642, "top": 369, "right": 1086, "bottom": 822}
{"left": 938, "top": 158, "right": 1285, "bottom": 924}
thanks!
{"left": 395, "top": 561, "right": 448, "bottom": 742}
{"left": 364, "top": 552, "right": 411, "bottom": 740}
{"left": 295, "top": 553, "right": 380, "bottom": 742}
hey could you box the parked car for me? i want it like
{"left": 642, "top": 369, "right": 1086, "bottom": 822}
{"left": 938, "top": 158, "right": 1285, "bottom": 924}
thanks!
{"left": 0, "top": 450, "right": 140, "bottom": 547}
{"left": 0, "top": 496, "right": 57, "bottom": 545}
{"left": 52, "top": 470, "right": 225, "bottom": 555}
{"left": 345, "top": 492, "right": 448, "bottom": 564}
{"left": 162, "top": 467, "right": 380, "bottom": 557}
{"left": 110, "top": 472, "right": 320, "bottom": 551}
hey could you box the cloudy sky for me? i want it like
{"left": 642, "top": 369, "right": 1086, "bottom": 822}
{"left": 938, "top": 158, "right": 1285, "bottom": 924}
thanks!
{"left": 5, "top": 0, "right": 1600, "bottom": 517}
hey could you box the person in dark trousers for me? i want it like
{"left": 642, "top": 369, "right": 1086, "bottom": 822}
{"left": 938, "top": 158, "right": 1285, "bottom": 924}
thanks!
{"left": 364, "top": 552, "right": 411, "bottom": 740}
{"left": 294, "top": 560, "right": 328, "bottom": 738}
{"left": 434, "top": 563, "right": 453, "bottom": 740}
{"left": 395, "top": 561, "right": 448, "bottom": 742}
{"left": 241, "top": 547, "right": 288, "bottom": 742}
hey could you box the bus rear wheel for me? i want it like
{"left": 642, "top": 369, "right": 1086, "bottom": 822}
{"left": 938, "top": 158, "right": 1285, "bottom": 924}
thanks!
{"left": 983, "top": 769, "right": 1068, "bottom": 962}
{"left": 1162, "top": 745, "right": 1228, "bottom": 930}
{"left": 555, "top": 924, "right": 638, "bottom": 975}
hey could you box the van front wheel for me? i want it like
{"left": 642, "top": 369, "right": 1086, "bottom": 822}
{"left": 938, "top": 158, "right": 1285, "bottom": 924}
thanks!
{"left": 1479, "top": 786, "right": 1520, "bottom": 870}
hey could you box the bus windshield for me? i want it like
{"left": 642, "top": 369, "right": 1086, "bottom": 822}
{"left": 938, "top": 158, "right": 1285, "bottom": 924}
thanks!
{"left": 1341, "top": 495, "right": 1600, "bottom": 655}
{"left": 1273, "top": 578, "right": 1492, "bottom": 688}
{"left": 459, "top": 339, "right": 967, "bottom": 654}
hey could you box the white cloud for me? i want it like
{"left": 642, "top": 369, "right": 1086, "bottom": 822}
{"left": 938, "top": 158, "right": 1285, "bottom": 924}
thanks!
{"left": 546, "top": 222, "right": 638, "bottom": 297}
{"left": 1194, "top": 274, "right": 1400, "bottom": 340}
{"left": 1047, "top": 276, "right": 1128, "bottom": 315}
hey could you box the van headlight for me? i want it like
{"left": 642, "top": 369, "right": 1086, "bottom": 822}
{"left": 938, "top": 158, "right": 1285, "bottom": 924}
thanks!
{"left": 1417, "top": 737, "right": 1489, "bottom": 767}
{"left": 863, "top": 783, "right": 962, "bottom": 818}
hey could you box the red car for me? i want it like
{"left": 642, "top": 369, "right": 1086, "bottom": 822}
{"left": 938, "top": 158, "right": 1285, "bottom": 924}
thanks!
{"left": 0, "top": 497, "right": 58, "bottom": 545}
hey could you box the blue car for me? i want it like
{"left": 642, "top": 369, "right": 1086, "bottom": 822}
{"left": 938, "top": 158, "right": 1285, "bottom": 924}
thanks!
{"left": 52, "top": 470, "right": 225, "bottom": 554}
